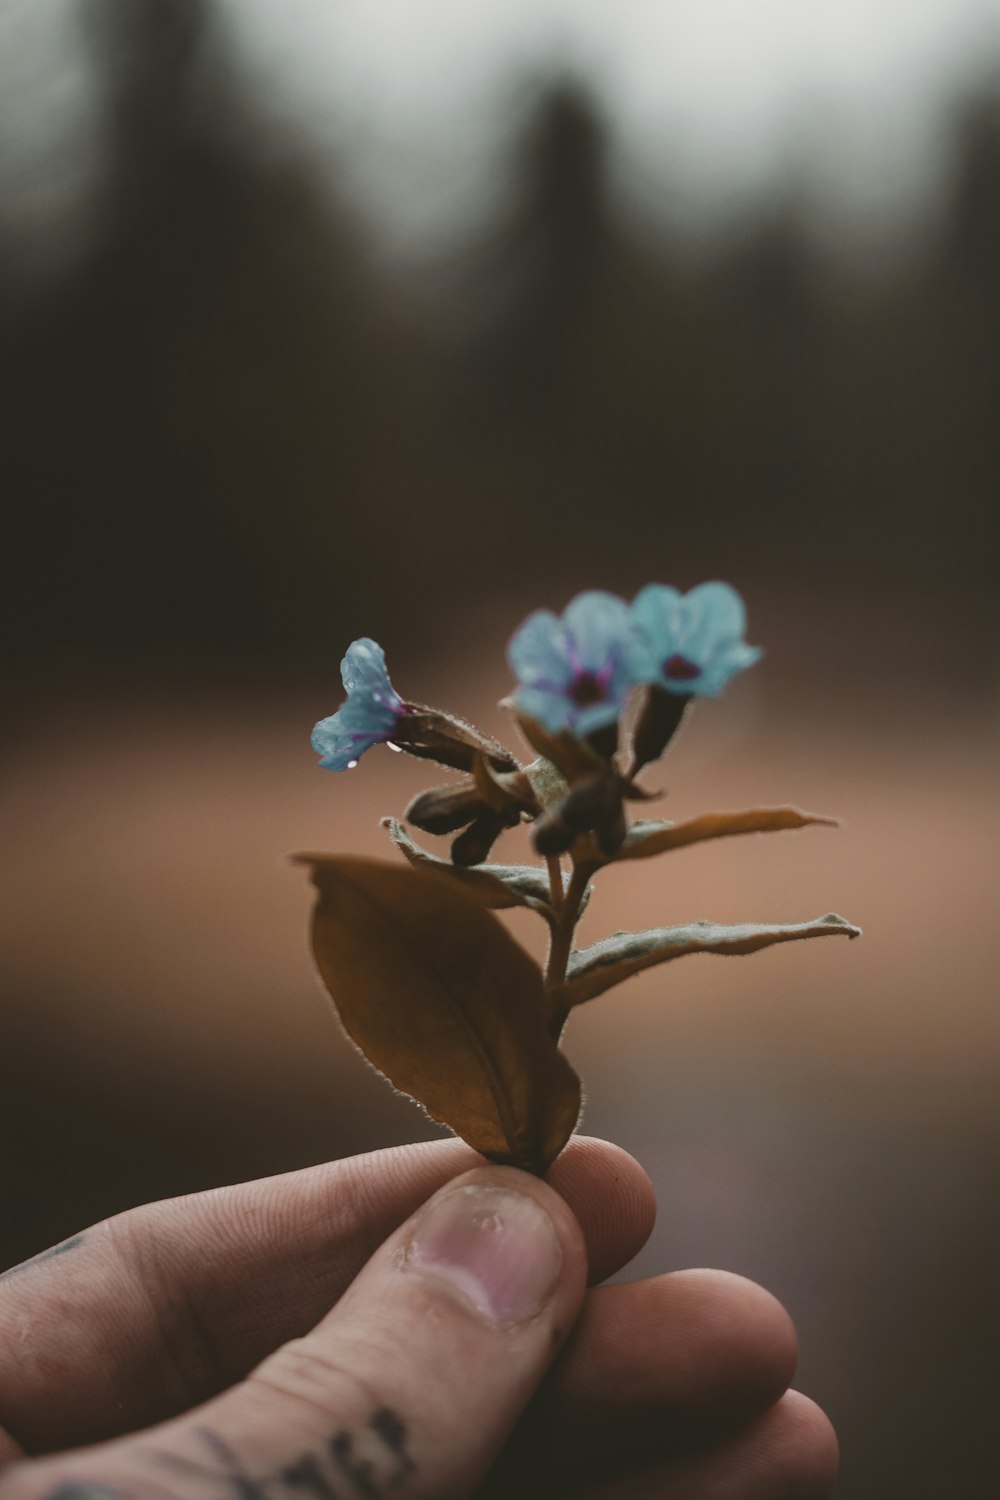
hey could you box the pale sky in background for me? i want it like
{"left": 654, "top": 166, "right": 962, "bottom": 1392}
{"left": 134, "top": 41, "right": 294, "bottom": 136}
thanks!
{"left": 1, "top": 0, "right": 999, "bottom": 276}
{"left": 227, "top": 0, "right": 1000, "bottom": 256}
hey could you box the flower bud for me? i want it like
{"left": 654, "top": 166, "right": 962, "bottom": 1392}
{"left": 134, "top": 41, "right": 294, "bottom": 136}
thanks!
{"left": 406, "top": 784, "right": 493, "bottom": 836}
{"left": 629, "top": 685, "right": 690, "bottom": 773}
{"left": 532, "top": 770, "right": 626, "bottom": 858}
{"left": 451, "top": 812, "right": 512, "bottom": 867}
{"left": 394, "top": 706, "right": 519, "bottom": 777}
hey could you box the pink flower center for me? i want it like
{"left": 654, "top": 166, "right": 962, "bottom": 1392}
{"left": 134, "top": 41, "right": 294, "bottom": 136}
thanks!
{"left": 570, "top": 671, "right": 606, "bottom": 708}
{"left": 663, "top": 654, "right": 700, "bottom": 682}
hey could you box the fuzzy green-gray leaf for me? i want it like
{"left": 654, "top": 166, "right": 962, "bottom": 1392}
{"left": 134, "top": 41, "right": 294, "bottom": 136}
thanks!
{"left": 384, "top": 817, "right": 588, "bottom": 919}
{"left": 558, "top": 913, "right": 861, "bottom": 1006}
{"left": 614, "top": 807, "right": 839, "bottom": 863}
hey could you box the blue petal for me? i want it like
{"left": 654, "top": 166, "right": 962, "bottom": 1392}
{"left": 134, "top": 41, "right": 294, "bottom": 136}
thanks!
{"left": 630, "top": 582, "right": 760, "bottom": 696}
{"left": 686, "top": 581, "right": 747, "bottom": 635}
{"left": 563, "top": 591, "right": 632, "bottom": 673}
{"left": 628, "top": 585, "right": 683, "bottom": 679}
{"left": 508, "top": 610, "right": 572, "bottom": 690}
{"left": 512, "top": 684, "right": 574, "bottom": 734}
{"left": 339, "top": 690, "right": 400, "bottom": 736}
{"left": 311, "top": 709, "right": 369, "bottom": 771}
{"left": 574, "top": 698, "right": 623, "bottom": 737}
{"left": 605, "top": 647, "right": 639, "bottom": 707}
{"left": 677, "top": 582, "right": 747, "bottom": 660}
{"left": 697, "top": 642, "right": 764, "bottom": 697}
{"left": 312, "top": 677, "right": 403, "bottom": 769}
{"left": 340, "top": 638, "right": 401, "bottom": 708}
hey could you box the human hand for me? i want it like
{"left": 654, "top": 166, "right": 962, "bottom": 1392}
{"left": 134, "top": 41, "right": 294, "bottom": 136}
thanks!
{"left": 0, "top": 1138, "right": 837, "bottom": 1498}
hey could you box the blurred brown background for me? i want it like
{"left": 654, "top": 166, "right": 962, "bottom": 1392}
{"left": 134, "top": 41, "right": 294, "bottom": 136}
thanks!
{"left": 1, "top": 2, "right": 997, "bottom": 1495}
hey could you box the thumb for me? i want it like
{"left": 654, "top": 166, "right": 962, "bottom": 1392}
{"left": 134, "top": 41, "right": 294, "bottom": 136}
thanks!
{"left": 6, "top": 1167, "right": 587, "bottom": 1500}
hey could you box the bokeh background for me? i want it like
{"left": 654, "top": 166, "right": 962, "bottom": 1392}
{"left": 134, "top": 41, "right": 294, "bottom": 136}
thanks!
{"left": 1, "top": 1, "right": 997, "bottom": 1494}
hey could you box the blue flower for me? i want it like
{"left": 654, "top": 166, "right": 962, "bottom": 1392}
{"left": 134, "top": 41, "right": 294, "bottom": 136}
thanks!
{"left": 508, "top": 590, "right": 635, "bottom": 737}
{"left": 629, "top": 582, "right": 762, "bottom": 697}
{"left": 311, "top": 638, "right": 407, "bottom": 771}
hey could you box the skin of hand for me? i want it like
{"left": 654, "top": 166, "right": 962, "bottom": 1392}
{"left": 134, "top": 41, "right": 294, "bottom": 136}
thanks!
{"left": 0, "top": 1137, "right": 837, "bottom": 1500}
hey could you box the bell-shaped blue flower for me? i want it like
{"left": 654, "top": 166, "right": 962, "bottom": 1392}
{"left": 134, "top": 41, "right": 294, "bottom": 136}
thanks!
{"left": 312, "top": 638, "right": 407, "bottom": 770}
{"left": 629, "top": 582, "right": 762, "bottom": 697}
{"left": 508, "top": 590, "right": 635, "bottom": 737}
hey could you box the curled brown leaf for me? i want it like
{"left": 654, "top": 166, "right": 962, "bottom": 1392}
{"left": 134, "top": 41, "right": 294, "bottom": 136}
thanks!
{"left": 296, "top": 854, "right": 582, "bottom": 1171}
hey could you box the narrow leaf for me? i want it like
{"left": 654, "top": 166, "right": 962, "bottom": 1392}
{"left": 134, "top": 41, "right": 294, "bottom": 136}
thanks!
{"left": 297, "top": 854, "right": 581, "bottom": 1170}
{"left": 558, "top": 912, "right": 861, "bottom": 1006}
{"left": 384, "top": 818, "right": 589, "bottom": 919}
{"left": 615, "top": 806, "right": 839, "bottom": 862}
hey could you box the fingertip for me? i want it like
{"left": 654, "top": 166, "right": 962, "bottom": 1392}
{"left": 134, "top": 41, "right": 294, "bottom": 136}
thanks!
{"left": 666, "top": 1269, "right": 799, "bottom": 1411}
{"left": 553, "top": 1135, "right": 656, "bottom": 1204}
{"left": 741, "top": 1390, "right": 840, "bottom": 1498}
{"left": 573, "top": 1388, "right": 839, "bottom": 1499}
{"left": 785, "top": 1390, "right": 841, "bottom": 1494}
{"left": 546, "top": 1137, "right": 657, "bottom": 1283}
{"left": 424, "top": 1163, "right": 592, "bottom": 1315}
{"left": 548, "top": 1266, "right": 799, "bottom": 1452}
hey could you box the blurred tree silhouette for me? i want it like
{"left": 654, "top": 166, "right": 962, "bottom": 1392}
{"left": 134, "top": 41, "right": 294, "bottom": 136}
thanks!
{"left": 451, "top": 75, "right": 998, "bottom": 639}
{"left": 1, "top": 0, "right": 442, "bottom": 686}
{"left": 1, "top": 3, "right": 996, "bottom": 695}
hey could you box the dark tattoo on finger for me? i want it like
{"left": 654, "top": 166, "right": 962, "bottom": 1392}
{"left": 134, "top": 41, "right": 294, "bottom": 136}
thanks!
{"left": 368, "top": 1411, "right": 414, "bottom": 1485}
{"left": 42, "top": 1409, "right": 416, "bottom": 1500}
{"left": 331, "top": 1409, "right": 415, "bottom": 1495}
{"left": 154, "top": 1433, "right": 272, "bottom": 1500}
{"left": 281, "top": 1456, "right": 338, "bottom": 1498}
{"left": 148, "top": 1410, "right": 416, "bottom": 1499}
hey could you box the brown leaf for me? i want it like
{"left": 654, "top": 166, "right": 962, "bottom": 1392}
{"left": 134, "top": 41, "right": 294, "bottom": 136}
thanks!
{"left": 556, "top": 913, "right": 861, "bottom": 1006}
{"left": 614, "top": 806, "right": 840, "bottom": 862}
{"left": 296, "top": 854, "right": 582, "bottom": 1171}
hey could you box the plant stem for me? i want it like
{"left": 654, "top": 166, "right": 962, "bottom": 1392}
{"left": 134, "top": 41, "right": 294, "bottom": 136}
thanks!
{"left": 544, "top": 862, "right": 590, "bottom": 992}
{"left": 545, "top": 854, "right": 565, "bottom": 915}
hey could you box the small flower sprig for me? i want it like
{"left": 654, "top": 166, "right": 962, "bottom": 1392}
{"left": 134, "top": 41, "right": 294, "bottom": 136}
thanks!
{"left": 298, "top": 583, "right": 860, "bottom": 1175}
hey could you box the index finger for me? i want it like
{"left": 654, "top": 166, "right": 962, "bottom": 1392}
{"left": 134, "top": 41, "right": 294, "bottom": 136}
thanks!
{"left": 0, "top": 1136, "right": 654, "bottom": 1457}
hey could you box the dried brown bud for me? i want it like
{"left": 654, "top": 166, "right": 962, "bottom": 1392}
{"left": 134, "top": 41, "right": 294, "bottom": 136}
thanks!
{"left": 531, "top": 809, "right": 576, "bottom": 857}
{"left": 394, "top": 705, "right": 519, "bottom": 776}
{"left": 584, "top": 721, "right": 620, "bottom": 762}
{"left": 406, "top": 783, "right": 492, "bottom": 835}
{"left": 531, "top": 770, "right": 627, "bottom": 858}
{"left": 629, "top": 686, "right": 690, "bottom": 773}
{"left": 451, "top": 812, "right": 511, "bottom": 867}
{"left": 593, "top": 796, "right": 627, "bottom": 856}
